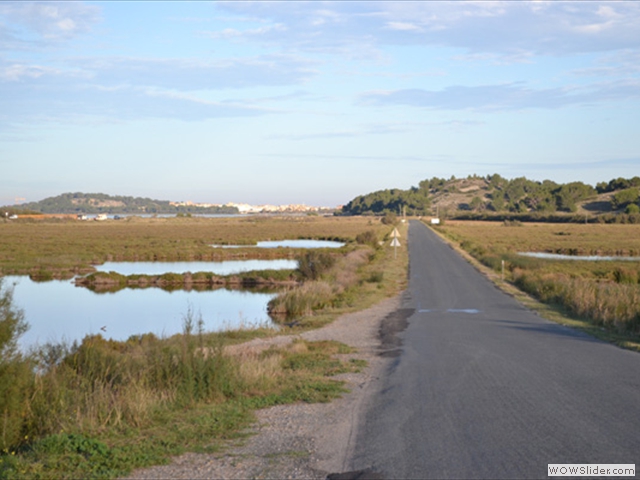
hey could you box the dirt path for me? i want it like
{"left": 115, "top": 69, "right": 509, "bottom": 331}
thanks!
{"left": 125, "top": 294, "right": 402, "bottom": 479}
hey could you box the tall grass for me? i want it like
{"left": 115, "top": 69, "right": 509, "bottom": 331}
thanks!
{"left": 0, "top": 293, "right": 365, "bottom": 478}
{"left": 435, "top": 221, "right": 640, "bottom": 336}
{"left": 512, "top": 271, "right": 640, "bottom": 333}
{"left": 267, "top": 247, "right": 375, "bottom": 320}
{"left": 21, "top": 308, "right": 239, "bottom": 442}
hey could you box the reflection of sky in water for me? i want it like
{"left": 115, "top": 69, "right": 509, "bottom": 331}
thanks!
{"left": 212, "top": 240, "right": 345, "bottom": 249}
{"left": 5, "top": 276, "right": 277, "bottom": 350}
{"left": 518, "top": 252, "right": 640, "bottom": 261}
{"left": 257, "top": 240, "right": 344, "bottom": 249}
{"left": 95, "top": 259, "right": 298, "bottom": 275}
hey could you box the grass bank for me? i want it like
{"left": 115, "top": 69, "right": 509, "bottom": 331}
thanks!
{"left": 0, "top": 301, "right": 365, "bottom": 479}
{"left": 430, "top": 220, "right": 640, "bottom": 350}
{"left": 267, "top": 223, "right": 408, "bottom": 329}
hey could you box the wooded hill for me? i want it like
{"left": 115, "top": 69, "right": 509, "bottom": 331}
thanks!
{"left": 10, "top": 193, "right": 239, "bottom": 215}
{"left": 341, "top": 174, "right": 640, "bottom": 222}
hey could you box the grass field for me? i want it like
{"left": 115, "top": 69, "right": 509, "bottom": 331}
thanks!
{"left": 433, "top": 220, "right": 640, "bottom": 349}
{"left": 440, "top": 220, "right": 640, "bottom": 256}
{"left": 0, "top": 215, "right": 386, "bottom": 278}
{"left": 0, "top": 215, "right": 408, "bottom": 479}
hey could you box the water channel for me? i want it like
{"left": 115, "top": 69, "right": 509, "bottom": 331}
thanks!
{"left": 518, "top": 252, "right": 640, "bottom": 261}
{"left": 211, "top": 239, "right": 345, "bottom": 249}
{"left": 8, "top": 258, "right": 298, "bottom": 350}
{"left": 95, "top": 259, "right": 298, "bottom": 275}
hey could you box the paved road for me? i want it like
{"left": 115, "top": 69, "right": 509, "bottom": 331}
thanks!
{"left": 347, "top": 221, "right": 640, "bottom": 479}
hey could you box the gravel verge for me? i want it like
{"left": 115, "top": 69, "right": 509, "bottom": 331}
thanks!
{"left": 124, "top": 294, "right": 401, "bottom": 480}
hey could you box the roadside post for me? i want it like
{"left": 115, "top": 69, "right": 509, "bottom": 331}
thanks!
{"left": 390, "top": 227, "right": 401, "bottom": 259}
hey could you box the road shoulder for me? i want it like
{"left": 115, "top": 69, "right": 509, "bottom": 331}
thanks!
{"left": 124, "top": 294, "right": 401, "bottom": 479}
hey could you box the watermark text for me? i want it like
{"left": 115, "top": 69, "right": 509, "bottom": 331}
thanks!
{"left": 548, "top": 464, "right": 635, "bottom": 477}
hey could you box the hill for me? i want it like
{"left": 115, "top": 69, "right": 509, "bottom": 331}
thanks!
{"left": 341, "top": 174, "right": 640, "bottom": 222}
{"left": 10, "top": 193, "right": 239, "bottom": 215}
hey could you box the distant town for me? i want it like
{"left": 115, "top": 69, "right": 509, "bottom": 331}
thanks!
{"left": 3, "top": 193, "right": 337, "bottom": 216}
{"left": 169, "top": 201, "right": 333, "bottom": 214}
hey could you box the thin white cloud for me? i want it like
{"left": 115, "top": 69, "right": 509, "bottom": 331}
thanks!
{"left": 571, "top": 49, "right": 640, "bottom": 77}
{"left": 0, "top": 1, "right": 100, "bottom": 48}
{"left": 1, "top": 79, "right": 272, "bottom": 127}
{"left": 0, "top": 53, "right": 315, "bottom": 126}
{"left": 359, "top": 80, "right": 640, "bottom": 111}
{"left": 268, "top": 119, "right": 483, "bottom": 141}
{"left": 214, "top": 1, "right": 640, "bottom": 59}
{"left": 268, "top": 123, "right": 413, "bottom": 141}
{"left": 385, "top": 21, "right": 422, "bottom": 32}
{"left": 71, "top": 55, "right": 316, "bottom": 91}
{"left": 0, "top": 62, "right": 57, "bottom": 81}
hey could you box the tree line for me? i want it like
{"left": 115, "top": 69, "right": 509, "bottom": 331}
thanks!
{"left": 341, "top": 174, "right": 640, "bottom": 216}
{"left": 10, "top": 193, "right": 239, "bottom": 215}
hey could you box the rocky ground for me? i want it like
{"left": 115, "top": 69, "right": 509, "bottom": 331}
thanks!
{"left": 124, "top": 294, "right": 402, "bottom": 480}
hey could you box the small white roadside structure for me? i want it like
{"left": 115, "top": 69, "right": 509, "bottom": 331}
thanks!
{"left": 431, "top": 218, "right": 441, "bottom": 225}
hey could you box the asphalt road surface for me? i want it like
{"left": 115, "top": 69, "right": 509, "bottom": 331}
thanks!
{"left": 346, "top": 220, "right": 640, "bottom": 479}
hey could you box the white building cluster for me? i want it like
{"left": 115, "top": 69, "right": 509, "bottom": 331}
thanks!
{"left": 170, "top": 201, "right": 330, "bottom": 214}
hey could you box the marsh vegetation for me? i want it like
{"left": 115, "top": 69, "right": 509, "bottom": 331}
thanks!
{"left": 434, "top": 221, "right": 640, "bottom": 346}
{"left": 0, "top": 215, "right": 407, "bottom": 478}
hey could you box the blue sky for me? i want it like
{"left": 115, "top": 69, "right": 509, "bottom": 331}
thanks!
{"left": 1, "top": 1, "right": 639, "bottom": 207}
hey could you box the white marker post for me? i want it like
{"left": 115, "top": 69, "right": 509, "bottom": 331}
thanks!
{"left": 390, "top": 227, "right": 401, "bottom": 259}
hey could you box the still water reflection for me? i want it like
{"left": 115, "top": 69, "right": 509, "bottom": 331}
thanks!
{"left": 7, "top": 276, "right": 277, "bottom": 350}
{"left": 95, "top": 259, "right": 298, "bottom": 275}
{"left": 212, "top": 239, "right": 345, "bottom": 249}
{"left": 518, "top": 252, "right": 640, "bottom": 261}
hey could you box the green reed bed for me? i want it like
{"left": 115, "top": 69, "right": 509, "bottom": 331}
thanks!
{"left": 434, "top": 221, "right": 640, "bottom": 341}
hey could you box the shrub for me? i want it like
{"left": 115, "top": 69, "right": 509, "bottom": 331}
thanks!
{"left": 355, "top": 230, "right": 378, "bottom": 248}
{"left": 267, "top": 281, "right": 333, "bottom": 318}
{"left": 297, "top": 251, "right": 335, "bottom": 280}
{"left": 626, "top": 204, "right": 640, "bottom": 215}
{"left": 0, "top": 280, "right": 33, "bottom": 451}
{"left": 613, "top": 267, "right": 639, "bottom": 285}
{"left": 381, "top": 213, "right": 397, "bottom": 225}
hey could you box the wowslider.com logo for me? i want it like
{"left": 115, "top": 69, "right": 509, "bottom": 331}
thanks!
{"left": 548, "top": 464, "right": 635, "bottom": 477}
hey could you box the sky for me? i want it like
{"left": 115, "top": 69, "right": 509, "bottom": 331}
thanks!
{"left": 1, "top": 1, "right": 640, "bottom": 207}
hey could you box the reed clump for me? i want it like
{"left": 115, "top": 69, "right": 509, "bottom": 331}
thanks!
{"left": 512, "top": 271, "right": 640, "bottom": 333}
{"left": 267, "top": 246, "right": 375, "bottom": 320}
{"left": 21, "top": 310, "right": 241, "bottom": 444}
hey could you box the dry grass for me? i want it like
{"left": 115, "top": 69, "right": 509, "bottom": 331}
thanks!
{"left": 441, "top": 220, "right": 640, "bottom": 256}
{"left": 0, "top": 217, "right": 411, "bottom": 479}
{"left": 432, "top": 220, "right": 640, "bottom": 348}
{"left": 0, "top": 215, "right": 388, "bottom": 277}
